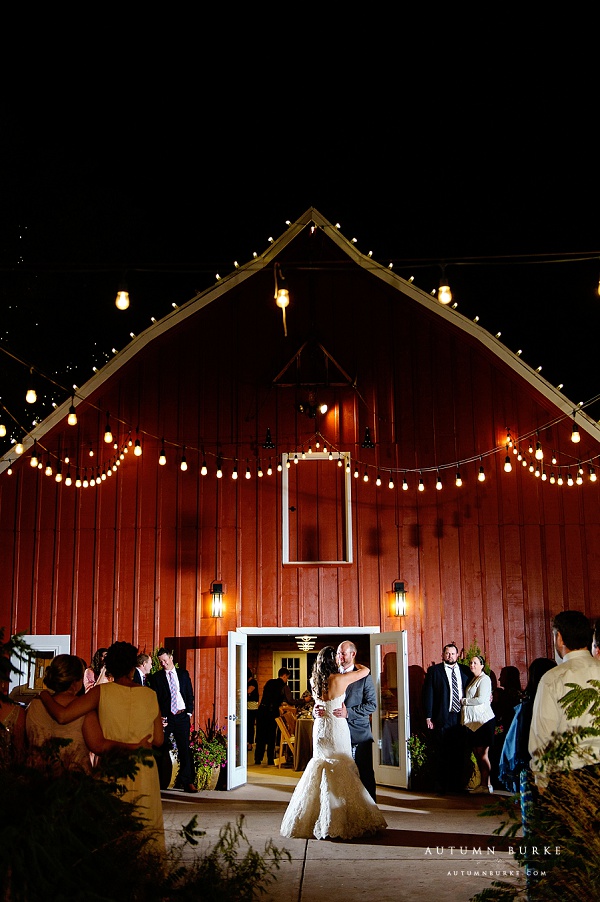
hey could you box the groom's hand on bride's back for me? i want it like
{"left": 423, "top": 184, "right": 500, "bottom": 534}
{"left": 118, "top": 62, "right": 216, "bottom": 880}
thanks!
{"left": 332, "top": 702, "right": 347, "bottom": 719}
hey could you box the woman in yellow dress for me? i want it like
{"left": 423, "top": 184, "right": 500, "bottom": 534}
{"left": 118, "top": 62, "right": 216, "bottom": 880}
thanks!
{"left": 40, "top": 641, "right": 165, "bottom": 851}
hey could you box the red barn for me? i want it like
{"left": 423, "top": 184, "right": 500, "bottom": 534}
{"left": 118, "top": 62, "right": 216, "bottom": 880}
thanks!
{"left": 2, "top": 208, "right": 600, "bottom": 787}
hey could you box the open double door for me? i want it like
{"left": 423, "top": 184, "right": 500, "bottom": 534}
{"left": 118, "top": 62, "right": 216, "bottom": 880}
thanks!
{"left": 226, "top": 630, "right": 410, "bottom": 790}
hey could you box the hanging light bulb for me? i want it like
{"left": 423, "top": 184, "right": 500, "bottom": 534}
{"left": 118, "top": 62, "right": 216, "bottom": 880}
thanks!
{"left": 257, "top": 461, "right": 263, "bottom": 477}
{"left": 45, "top": 457, "right": 52, "bottom": 476}
{"left": 134, "top": 438, "right": 142, "bottom": 457}
{"left": 30, "top": 441, "right": 39, "bottom": 468}
{"left": 455, "top": 470, "right": 462, "bottom": 487}
{"left": 274, "top": 262, "right": 289, "bottom": 336}
{"left": 201, "top": 457, "right": 208, "bottom": 475}
{"left": 245, "top": 461, "right": 251, "bottom": 479}
{"left": 576, "top": 470, "right": 583, "bottom": 485}
{"left": 402, "top": 476, "right": 408, "bottom": 491}
{"left": 436, "top": 473, "right": 442, "bottom": 490}
{"left": 0, "top": 423, "right": 5, "bottom": 437}
{"left": 354, "top": 466, "right": 359, "bottom": 479}
{"left": 557, "top": 473, "right": 564, "bottom": 486}
{"left": 504, "top": 446, "right": 512, "bottom": 472}
{"left": 590, "top": 466, "right": 597, "bottom": 482}
{"left": 267, "top": 461, "right": 273, "bottom": 476}
{"left": 65, "top": 469, "right": 72, "bottom": 486}
{"left": 571, "top": 418, "right": 580, "bottom": 443}
{"left": 567, "top": 473, "right": 574, "bottom": 486}
{"left": 375, "top": 473, "right": 381, "bottom": 486}
{"left": 159, "top": 441, "right": 166, "bottom": 466}
{"left": 550, "top": 472, "right": 556, "bottom": 484}
{"left": 25, "top": 368, "right": 36, "bottom": 404}
{"left": 418, "top": 474, "right": 424, "bottom": 491}
{"left": 277, "top": 460, "right": 283, "bottom": 472}
{"left": 363, "top": 469, "right": 369, "bottom": 482}
{"left": 216, "top": 458, "right": 223, "bottom": 478}
{"left": 535, "top": 439, "right": 543, "bottom": 460}
{"left": 67, "top": 397, "right": 77, "bottom": 426}
{"left": 437, "top": 265, "right": 452, "bottom": 305}
{"left": 14, "top": 441, "right": 24, "bottom": 455}
{"left": 232, "top": 462, "right": 238, "bottom": 480}
{"left": 104, "top": 413, "right": 113, "bottom": 444}
{"left": 180, "top": 449, "right": 188, "bottom": 471}
{"left": 388, "top": 476, "right": 395, "bottom": 489}
{"left": 478, "top": 459, "right": 485, "bottom": 482}
{"left": 115, "top": 279, "right": 130, "bottom": 310}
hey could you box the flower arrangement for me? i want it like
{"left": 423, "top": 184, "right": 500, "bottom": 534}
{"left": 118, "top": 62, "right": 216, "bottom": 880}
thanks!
{"left": 190, "top": 715, "right": 227, "bottom": 789}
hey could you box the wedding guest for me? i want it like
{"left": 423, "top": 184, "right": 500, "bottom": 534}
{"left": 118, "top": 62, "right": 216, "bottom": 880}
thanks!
{"left": 148, "top": 647, "right": 197, "bottom": 793}
{"left": 0, "top": 655, "right": 26, "bottom": 766}
{"left": 422, "top": 642, "right": 471, "bottom": 794}
{"left": 39, "top": 641, "right": 165, "bottom": 849}
{"left": 247, "top": 667, "right": 259, "bottom": 752}
{"left": 134, "top": 653, "right": 152, "bottom": 685}
{"left": 27, "top": 654, "right": 139, "bottom": 773}
{"left": 84, "top": 648, "right": 108, "bottom": 693}
{"left": 461, "top": 654, "right": 495, "bottom": 793}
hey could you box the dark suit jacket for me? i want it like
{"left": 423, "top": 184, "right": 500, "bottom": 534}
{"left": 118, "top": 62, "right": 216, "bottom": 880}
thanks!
{"left": 258, "top": 677, "right": 289, "bottom": 715}
{"left": 344, "top": 670, "right": 377, "bottom": 744}
{"left": 133, "top": 668, "right": 144, "bottom": 685}
{"left": 422, "top": 661, "right": 470, "bottom": 728}
{"left": 148, "top": 666, "right": 194, "bottom": 717}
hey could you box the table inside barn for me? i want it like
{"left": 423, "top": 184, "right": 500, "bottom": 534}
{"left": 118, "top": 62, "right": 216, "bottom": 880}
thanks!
{"left": 293, "top": 716, "right": 313, "bottom": 771}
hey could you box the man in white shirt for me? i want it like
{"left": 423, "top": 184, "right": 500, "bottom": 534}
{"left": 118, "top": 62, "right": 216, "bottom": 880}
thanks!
{"left": 529, "top": 610, "right": 600, "bottom": 787}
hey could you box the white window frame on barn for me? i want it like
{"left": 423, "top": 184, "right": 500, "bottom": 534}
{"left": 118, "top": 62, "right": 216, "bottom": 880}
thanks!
{"left": 281, "top": 451, "right": 353, "bottom": 564}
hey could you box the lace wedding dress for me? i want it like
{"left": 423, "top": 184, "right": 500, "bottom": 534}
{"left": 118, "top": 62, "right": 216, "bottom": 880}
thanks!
{"left": 280, "top": 694, "right": 387, "bottom": 839}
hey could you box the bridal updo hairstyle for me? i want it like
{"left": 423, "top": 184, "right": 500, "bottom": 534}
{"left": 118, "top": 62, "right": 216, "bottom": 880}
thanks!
{"left": 43, "top": 654, "right": 84, "bottom": 693}
{"left": 311, "top": 646, "right": 339, "bottom": 699}
{"left": 103, "top": 642, "right": 138, "bottom": 680}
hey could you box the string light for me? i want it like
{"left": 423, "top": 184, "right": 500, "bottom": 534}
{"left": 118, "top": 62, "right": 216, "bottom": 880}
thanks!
{"left": 159, "top": 441, "right": 166, "bottom": 466}
{"left": 436, "top": 473, "right": 442, "bottom": 490}
{"left": 104, "top": 413, "right": 113, "bottom": 444}
{"left": 455, "top": 470, "right": 462, "bottom": 487}
{"left": 67, "top": 398, "right": 77, "bottom": 426}
{"left": 478, "top": 460, "right": 485, "bottom": 482}
{"left": 571, "top": 418, "right": 581, "bottom": 443}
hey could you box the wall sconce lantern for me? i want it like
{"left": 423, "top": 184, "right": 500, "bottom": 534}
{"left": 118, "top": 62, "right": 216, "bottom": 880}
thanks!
{"left": 390, "top": 581, "right": 407, "bottom": 617}
{"left": 210, "top": 582, "right": 224, "bottom": 618}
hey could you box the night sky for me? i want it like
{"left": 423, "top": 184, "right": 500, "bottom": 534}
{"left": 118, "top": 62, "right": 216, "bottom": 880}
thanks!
{"left": 2, "top": 60, "right": 599, "bottom": 455}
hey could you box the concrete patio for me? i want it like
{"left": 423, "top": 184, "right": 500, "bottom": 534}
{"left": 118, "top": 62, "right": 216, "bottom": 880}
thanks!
{"left": 161, "top": 765, "right": 524, "bottom": 901}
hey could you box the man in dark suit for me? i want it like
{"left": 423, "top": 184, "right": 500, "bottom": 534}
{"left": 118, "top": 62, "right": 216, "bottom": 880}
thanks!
{"left": 334, "top": 640, "right": 378, "bottom": 801}
{"left": 133, "top": 653, "right": 151, "bottom": 685}
{"left": 254, "top": 667, "right": 292, "bottom": 766}
{"left": 148, "top": 647, "right": 197, "bottom": 793}
{"left": 422, "top": 642, "right": 471, "bottom": 794}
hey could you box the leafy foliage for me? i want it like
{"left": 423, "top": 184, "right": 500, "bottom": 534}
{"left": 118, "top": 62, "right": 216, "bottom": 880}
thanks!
{"left": 459, "top": 638, "right": 491, "bottom": 674}
{"left": 0, "top": 745, "right": 290, "bottom": 902}
{"left": 470, "top": 677, "right": 600, "bottom": 901}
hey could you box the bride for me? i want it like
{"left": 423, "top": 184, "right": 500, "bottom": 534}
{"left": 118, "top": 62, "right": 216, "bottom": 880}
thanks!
{"left": 280, "top": 646, "right": 387, "bottom": 840}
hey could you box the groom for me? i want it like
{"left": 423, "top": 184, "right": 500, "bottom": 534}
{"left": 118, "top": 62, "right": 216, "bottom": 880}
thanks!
{"left": 332, "top": 639, "right": 378, "bottom": 801}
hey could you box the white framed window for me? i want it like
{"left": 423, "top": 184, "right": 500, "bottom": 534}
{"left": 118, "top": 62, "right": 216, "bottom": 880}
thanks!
{"left": 281, "top": 451, "right": 353, "bottom": 565}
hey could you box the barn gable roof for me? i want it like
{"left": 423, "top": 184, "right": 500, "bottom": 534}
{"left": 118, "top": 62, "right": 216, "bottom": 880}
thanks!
{"left": 2, "top": 207, "right": 599, "bottom": 473}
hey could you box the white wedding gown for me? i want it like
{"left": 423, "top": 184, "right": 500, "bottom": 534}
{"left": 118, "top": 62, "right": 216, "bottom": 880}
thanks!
{"left": 280, "top": 694, "right": 387, "bottom": 839}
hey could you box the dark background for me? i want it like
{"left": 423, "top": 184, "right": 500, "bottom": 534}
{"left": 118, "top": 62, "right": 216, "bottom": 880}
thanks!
{"left": 2, "top": 34, "right": 598, "bottom": 454}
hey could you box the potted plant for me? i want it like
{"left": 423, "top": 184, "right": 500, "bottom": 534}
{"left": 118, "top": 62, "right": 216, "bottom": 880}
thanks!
{"left": 190, "top": 715, "right": 227, "bottom": 790}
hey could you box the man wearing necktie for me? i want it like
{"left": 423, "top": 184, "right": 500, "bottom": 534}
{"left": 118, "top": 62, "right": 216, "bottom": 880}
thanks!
{"left": 133, "top": 653, "right": 152, "bottom": 686}
{"left": 422, "top": 643, "right": 471, "bottom": 794}
{"left": 148, "top": 647, "right": 197, "bottom": 793}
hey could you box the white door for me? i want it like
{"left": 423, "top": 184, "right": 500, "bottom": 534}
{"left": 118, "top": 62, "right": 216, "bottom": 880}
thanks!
{"left": 227, "top": 630, "right": 247, "bottom": 789}
{"left": 370, "top": 630, "right": 410, "bottom": 788}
